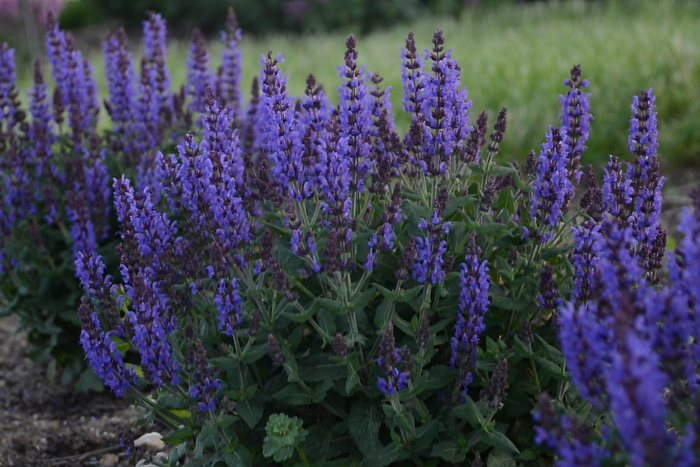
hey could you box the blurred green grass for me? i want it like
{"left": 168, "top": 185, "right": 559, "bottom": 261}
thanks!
{"left": 13, "top": 0, "right": 700, "bottom": 168}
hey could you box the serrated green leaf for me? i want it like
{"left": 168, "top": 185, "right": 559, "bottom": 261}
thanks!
{"left": 348, "top": 400, "right": 382, "bottom": 456}
{"left": 241, "top": 343, "right": 269, "bottom": 364}
{"left": 272, "top": 384, "right": 312, "bottom": 406}
{"left": 373, "top": 297, "right": 393, "bottom": 328}
{"left": 194, "top": 423, "right": 218, "bottom": 458}
{"left": 452, "top": 395, "right": 485, "bottom": 428}
{"left": 487, "top": 449, "right": 517, "bottom": 467}
{"left": 350, "top": 287, "right": 375, "bottom": 311}
{"left": 481, "top": 429, "right": 520, "bottom": 454}
{"left": 237, "top": 395, "right": 263, "bottom": 429}
{"left": 317, "top": 309, "right": 336, "bottom": 336}
{"left": 313, "top": 379, "right": 334, "bottom": 403}
{"left": 364, "top": 442, "right": 408, "bottom": 467}
{"left": 298, "top": 354, "right": 346, "bottom": 382}
{"left": 345, "top": 373, "right": 360, "bottom": 394}
{"left": 422, "top": 365, "right": 453, "bottom": 391}
{"left": 541, "top": 245, "right": 571, "bottom": 261}
{"left": 394, "top": 410, "right": 416, "bottom": 435}
{"left": 396, "top": 285, "right": 424, "bottom": 303}
{"left": 535, "top": 356, "right": 563, "bottom": 377}
{"left": 430, "top": 440, "right": 466, "bottom": 463}
{"left": 224, "top": 447, "right": 252, "bottom": 467}
{"left": 314, "top": 297, "right": 346, "bottom": 314}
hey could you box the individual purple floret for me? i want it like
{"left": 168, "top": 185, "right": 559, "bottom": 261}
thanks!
{"left": 186, "top": 28, "right": 212, "bottom": 114}
{"left": 377, "top": 322, "right": 410, "bottom": 395}
{"left": 337, "top": 35, "right": 374, "bottom": 192}
{"left": 450, "top": 233, "right": 489, "bottom": 402}
{"left": 559, "top": 64, "right": 592, "bottom": 185}
{"left": 217, "top": 8, "right": 243, "bottom": 122}
{"left": 214, "top": 278, "right": 244, "bottom": 336}
{"left": 529, "top": 126, "right": 572, "bottom": 240}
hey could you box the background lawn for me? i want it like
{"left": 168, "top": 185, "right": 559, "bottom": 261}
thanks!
{"left": 10, "top": 0, "right": 700, "bottom": 169}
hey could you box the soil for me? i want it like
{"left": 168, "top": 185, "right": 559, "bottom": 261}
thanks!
{"left": 0, "top": 316, "right": 160, "bottom": 467}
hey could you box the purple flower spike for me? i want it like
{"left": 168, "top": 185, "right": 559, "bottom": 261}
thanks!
{"left": 450, "top": 233, "right": 489, "bottom": 402}
{"left": 217, "top": 8, "right": 243, "bottom": 122}
{"left": 559, "top": 64, "right": 592, "bottom": 185}
{"left": 214, "top": 278, "right": 244, "bottom": 336}
{"left": 377, "top": 322, "right": 411, "bottom": 395}
{"left": 142, "top": 12, "right": 173, "bottom": 124}
{"left": 420, "top": 30, "right": 472, "bottom": 175}
{"left": 186, "top": 28, "right": 212, "bottom": 114}
{"left": 607, "top": 332, "right": 672, "bottom": 467}
{"left": 530, "top": 126, "right": 572, "bottom": 238}
{"left": 337, "top": 35, "right": 374, "bottom": 192}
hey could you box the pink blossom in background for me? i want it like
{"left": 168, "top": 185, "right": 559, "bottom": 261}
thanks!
{"left": 0, "top": 0, "right": 66, "bottom": 19}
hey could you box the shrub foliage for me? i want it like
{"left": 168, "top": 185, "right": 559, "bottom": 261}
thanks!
{"left": 1, "top": 8, "right": 699, "bottom": 467}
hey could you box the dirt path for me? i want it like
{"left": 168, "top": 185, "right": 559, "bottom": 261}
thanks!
{"left": 0, "top": 316, "right": 150, "bottom": 467}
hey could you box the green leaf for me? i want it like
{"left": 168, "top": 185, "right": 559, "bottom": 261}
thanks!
{"left": 373, "top": 284, "right": 398, "bottom": 301}
{"left": 489, "top": 294, "right": 527, "bottom": 312}
{"left": 364, "top": 442, "right": 408, "bottom": 467}
{"left": 314, "top": 297, "right": 346, "bottom": 314}
{"left": 156, "top": 392, "right": 189, "bottom": 411}
{"left": 313, "top": 379, "right": 334, "bottom": 403}
{"left": 162, "top": 426, "right": 194, "bottom": 445}
{"left": 224, "top": 448, "right": 252, "bottom": 467}
{"left": 535, "top": 356, "right": 563, "bottom": 377}
{"left": 452, "top": 395, "right": 485, "bottom": 428}
{"left": 422, "top": 365, "right": 453, "bottom": 391}
{"left": 412, "top": 419, "right": 439, "bottom": 451}
{"left": 481, "top": 429, "right": 520, "bottom": 454}
{"left": 396, "top": 285, "right": 424, "bottom": 303}
{"left": 345, "top": 373, "right": 360, "bottom": 394}
{"left": 348, "top": 400, "right": 382, "bottom": 456}
{"left": 541, "top": 245, "right": 571, "bottom": 261}
{"left": 350, "top": 287, "right": 375, "bottom": 311}
{"left": 272, "top": 384, "right": 312, "bottom": 406}
{"left": 373, "top": 297, "right": 393, "bottom": 328}
{"left": 194, "top": 423, "right": 218, "bottom": 458}
{"left": 317, "top": 309, "right": 336, "bottom": 336}
{"left": 297, "top": 354, "right": 346, "bottom": 382}
{"left": 241, "top": 343, "right": 269, "bottom": 364}
{"left": 487, "top": 449, "right": 517, "bottom": 467}
{"left": 394, "top": 410, "right": 416, "bottom": 435}
{"left": 237, "top": 395, "right": 263, "bottom": 429}
{"left": 430, "top": 440, "right": 466, "bottom": 463}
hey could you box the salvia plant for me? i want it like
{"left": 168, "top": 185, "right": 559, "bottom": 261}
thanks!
{"left": 1, "top": 8, "right": 698, "bottom": 467}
